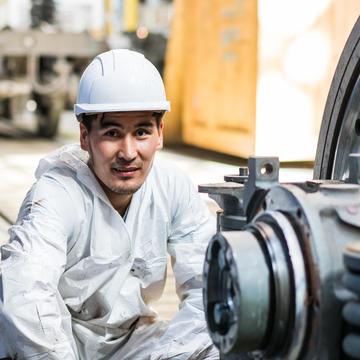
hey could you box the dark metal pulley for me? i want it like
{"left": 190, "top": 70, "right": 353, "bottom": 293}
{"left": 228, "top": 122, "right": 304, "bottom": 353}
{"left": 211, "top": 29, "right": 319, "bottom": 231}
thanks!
{"left": 314, "top": 17, "right": 360, "bottom": 180}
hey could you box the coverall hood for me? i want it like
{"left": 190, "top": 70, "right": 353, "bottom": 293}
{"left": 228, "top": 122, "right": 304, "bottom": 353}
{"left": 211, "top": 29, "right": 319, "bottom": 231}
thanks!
{"left": 35, "top": 144, "right": 89, "bottom": 180}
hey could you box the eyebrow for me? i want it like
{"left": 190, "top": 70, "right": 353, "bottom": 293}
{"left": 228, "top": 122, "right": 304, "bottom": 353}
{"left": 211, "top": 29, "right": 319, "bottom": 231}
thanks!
{"left": 100, "top": 120, "right": 124, "bottom": 129}
{"left": 100, "top": 119, "right": 155, "bottom": 129}
{"left": 135, "top": 121, "right": 155, "bottom": 128}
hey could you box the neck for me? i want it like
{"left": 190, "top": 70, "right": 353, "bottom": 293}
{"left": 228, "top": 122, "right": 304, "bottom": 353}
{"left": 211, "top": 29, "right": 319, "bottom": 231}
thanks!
{"left": 103, "top": 188, "right": 132, "bottom": 216}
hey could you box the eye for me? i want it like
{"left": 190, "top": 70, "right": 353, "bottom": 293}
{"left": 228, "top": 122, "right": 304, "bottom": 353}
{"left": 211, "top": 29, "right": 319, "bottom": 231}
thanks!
{"left": 104, "top": 129, "right": 119, "bottom": 137}
{"left": 136, "top": 128, "right": 150, "bottom": 137}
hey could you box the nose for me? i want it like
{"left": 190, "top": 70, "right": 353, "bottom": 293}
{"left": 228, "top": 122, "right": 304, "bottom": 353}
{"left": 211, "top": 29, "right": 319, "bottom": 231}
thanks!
{"left": 117, "top": 135, "right": 137, "bottom": 162}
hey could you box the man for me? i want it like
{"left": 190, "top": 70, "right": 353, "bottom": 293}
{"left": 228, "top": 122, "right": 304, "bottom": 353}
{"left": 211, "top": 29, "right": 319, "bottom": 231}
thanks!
{"left": 0, "top": 49, "right": 218, "bottom": 359}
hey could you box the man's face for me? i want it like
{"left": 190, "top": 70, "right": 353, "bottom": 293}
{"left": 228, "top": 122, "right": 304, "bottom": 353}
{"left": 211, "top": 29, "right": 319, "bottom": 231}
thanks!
{"left": 80, "top": 111, "right": 163, "bottom": 201}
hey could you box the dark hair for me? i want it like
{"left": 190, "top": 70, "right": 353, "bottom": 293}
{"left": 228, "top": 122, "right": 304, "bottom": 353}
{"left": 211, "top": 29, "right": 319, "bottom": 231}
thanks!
{"left": 79, "top": 112, "right": 164, "bottom": 132}
{"left": 79, "top": 113, "right": 98, "bottom": 132}
{"left": 152, "top": 112, "right": 164, "bottom": 128}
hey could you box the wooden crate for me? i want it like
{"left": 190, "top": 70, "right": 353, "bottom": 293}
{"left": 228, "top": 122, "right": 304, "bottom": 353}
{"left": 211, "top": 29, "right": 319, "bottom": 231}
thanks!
{"left": 164, "top": 0, "right": 360, "bottom": 161}
{"left": 166, "top": 0, "right": 258, "bottom": 157}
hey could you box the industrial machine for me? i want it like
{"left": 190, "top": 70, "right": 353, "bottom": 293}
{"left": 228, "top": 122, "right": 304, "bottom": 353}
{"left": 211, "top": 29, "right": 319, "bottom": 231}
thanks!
{"left": 0, "top": 0, "right": 171, "bottom": 138}
{"left": 201, "top": 18, "right": 360, "bottom": 359}
{"left": 0, "top": 0, "right": 107, "bottom": 138}
{"left": 0, "top": 30, "right": 107, "bottom": 137}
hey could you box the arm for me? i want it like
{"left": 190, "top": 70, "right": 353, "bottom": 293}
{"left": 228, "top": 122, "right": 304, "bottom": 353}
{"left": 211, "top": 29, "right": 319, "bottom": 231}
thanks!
{"left": 151, "top": 172, "right": 219, "bottom": 360}
{"left": 0, "top": 175, "right": 79, "bottom": 359}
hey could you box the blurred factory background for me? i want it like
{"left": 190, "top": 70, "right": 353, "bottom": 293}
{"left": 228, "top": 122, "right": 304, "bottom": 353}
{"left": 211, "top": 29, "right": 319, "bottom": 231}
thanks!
{"left": 0, "top": 0, "right": 358, "bottom": 321}
{"left": 0, "top": 0, "right": 359, "bottom": 161}
{"left": 163, "top": 0, "right": 360, "bottom": 161}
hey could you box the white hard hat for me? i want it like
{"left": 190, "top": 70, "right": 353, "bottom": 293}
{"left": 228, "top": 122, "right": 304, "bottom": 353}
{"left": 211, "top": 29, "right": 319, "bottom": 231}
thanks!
{"left": 74, "top": 49, "right": 170, "bottom": 117}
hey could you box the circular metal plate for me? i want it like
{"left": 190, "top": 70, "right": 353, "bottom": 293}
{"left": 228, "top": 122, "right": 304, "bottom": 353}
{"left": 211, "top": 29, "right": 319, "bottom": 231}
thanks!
{"left": 314, "top": 17, "right": 360, "bottom": 180}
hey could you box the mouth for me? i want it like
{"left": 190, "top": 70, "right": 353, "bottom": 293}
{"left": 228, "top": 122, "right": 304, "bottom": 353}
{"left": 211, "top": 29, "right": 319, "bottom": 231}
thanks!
{"left": 111, "top": 166, "right": 141, "bottom": 177}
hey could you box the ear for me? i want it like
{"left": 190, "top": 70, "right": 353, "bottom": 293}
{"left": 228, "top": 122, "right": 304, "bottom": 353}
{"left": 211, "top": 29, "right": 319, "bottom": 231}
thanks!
{"left": 79, "top": 122, "right": 90, "bottom": 151}
{"left": 156, "top": 120, "right": 164, "bottom": 150}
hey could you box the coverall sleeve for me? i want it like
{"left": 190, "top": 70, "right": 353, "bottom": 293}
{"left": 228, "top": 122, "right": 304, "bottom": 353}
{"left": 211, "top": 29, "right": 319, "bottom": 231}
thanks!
{"left": 0, "top": 175, "right": 79, "bottom": 359}
{"left": 151, "top": 172, "right": 219, "bottom": 360}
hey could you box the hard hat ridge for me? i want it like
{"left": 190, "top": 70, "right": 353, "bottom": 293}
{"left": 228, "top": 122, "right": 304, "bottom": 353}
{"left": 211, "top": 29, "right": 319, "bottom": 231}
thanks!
{"left": 74, "top": 49, "right": 170, "bottom": 118}
{"left": 97, "top": 50, "right": 115, "bottom": 75}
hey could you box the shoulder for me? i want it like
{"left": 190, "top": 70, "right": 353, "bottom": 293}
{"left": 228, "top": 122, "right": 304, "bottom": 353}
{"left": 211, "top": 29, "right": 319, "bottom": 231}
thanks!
{"left": 149, "top": 157, "right": 204, "bottom": 218}
{"left": 22, "top": 164, "right": 88, "bottom": 224}
{"left": 151, "top": 157, "right": 194, "bottom": 190}
{"left": 37, "top": 165, "right": 85, "bottom": 202}
{"left": 14, "top": 168, "right": 80, "bottom": 237}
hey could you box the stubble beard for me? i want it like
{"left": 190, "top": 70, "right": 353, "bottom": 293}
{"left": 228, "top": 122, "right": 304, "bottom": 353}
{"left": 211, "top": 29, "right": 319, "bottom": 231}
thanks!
{"left": 87, "top": 147, "right": 142, "bottom": 196}
{"left": 107, "top": 182, "right": 141, "bottom": 195}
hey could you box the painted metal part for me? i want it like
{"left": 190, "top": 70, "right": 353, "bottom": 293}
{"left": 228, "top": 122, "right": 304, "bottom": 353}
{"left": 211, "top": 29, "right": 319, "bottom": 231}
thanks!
{"left": 202, "top": 157, "right": 360, "bottom": 359}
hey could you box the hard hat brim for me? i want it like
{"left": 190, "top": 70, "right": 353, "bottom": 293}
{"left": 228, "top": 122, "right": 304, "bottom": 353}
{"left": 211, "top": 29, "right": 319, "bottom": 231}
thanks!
{"left": 74, "top": 101, "right": 171, "bottom": 117}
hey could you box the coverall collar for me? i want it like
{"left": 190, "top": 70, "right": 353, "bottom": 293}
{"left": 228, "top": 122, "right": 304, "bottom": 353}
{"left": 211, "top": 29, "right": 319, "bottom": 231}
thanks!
{"left": 34, "top": 144, "right": 150, "bottom": 216}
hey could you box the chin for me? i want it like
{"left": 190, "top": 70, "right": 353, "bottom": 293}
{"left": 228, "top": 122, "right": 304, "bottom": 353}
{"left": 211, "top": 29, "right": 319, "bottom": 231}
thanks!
{"left": 109, "top": 182, "right": 141, "bottom": 195}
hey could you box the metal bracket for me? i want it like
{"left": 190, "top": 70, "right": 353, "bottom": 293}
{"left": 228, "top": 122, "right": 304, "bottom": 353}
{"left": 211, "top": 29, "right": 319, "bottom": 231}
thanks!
{"left": 199, "top": 157, "right": 280, "bottom": 230}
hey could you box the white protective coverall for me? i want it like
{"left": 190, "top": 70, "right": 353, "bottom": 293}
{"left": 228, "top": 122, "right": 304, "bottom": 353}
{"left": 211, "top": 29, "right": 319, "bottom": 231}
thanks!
{"left": 0, "top": 144, "right": 219, "bottom": 360}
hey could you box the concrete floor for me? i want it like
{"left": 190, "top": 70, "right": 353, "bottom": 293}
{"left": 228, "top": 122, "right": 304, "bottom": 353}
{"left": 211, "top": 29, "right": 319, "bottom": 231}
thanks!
{"left": 0, "top": 111, "right": 313, "bottom": 320}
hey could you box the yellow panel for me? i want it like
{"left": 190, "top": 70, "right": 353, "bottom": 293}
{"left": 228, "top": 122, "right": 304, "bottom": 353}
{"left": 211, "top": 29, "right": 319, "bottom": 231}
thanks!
{"left": 183, "top": 124, "right": 255, "bottom": 158}
{"left": 123, "top": 0, "right": 139, "bottom": 32}
{"left": 165, "top": 0, "right": 360, "bottom": 161}
{"left": 182, "top": 0, "right": 258, "bottom": 157}
{"left": 163, "top": 0, "right": 186, "bottom": 144}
